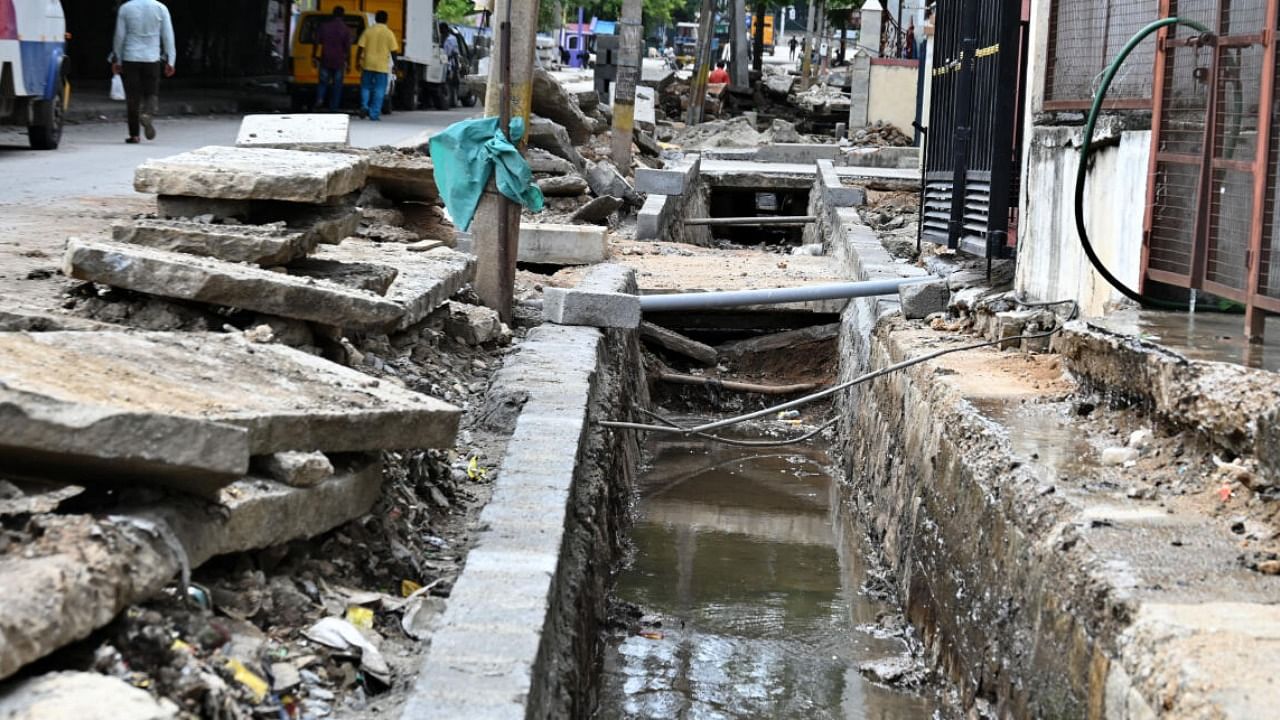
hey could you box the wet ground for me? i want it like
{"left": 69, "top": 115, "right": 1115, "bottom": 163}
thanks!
{"left": 1090, "top": 308, "right": 1280, "bottom": 373}
{"left": 597, "top": 437, "right": 941, "bottom": 719}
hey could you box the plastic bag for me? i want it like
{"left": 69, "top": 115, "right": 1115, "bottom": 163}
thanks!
{"left": 110, "top": 74, "right": 125, "bottom": 101}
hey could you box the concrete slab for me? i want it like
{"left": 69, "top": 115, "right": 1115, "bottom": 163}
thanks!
{"left": 306, "top": 241, "right": 476, "bottom": 330}
{"left": 544, "top": 264, "right": 640, "bottom": 328}
{"left": 154, "top": 196, "right": 361, "bottom": 246}
{"left": 0, "top": 384, "right": 250, "bottom": 494}
{"left": 634, "top": 154, "right": 700, "bottom": 196}
{"left": 817, "top": 159, "right": 866, "bottom": 208}
{"left": 636, "top": 193, "right": 674, "bottom": 241}
{"left": 64, "top": 238, "right": 406, "bottom": 331}
{"left": 756, "top": 143, "right": 842, "bottom": 163}
{"left": 0, "top": 457, "right": 382, "bottom": 681}
{"left": 528, "top": 118, "right": 586, "bottom": 170}
{"left": 584, "top": 160, "right": 641, "bottom": 205}
{"left": 363, "top": 150, "right": 440, "bottom": 202}
{"left": 698, "top": 158, "right": 919, "bottom": 190}
{"left": 519, "top": 223, "right": 608, "bottom": 265}
{"left": 111, "top": 218, "right": 318, "bottom": 266}
{"left": 235, "top": 113, "right": 351, "bottom": 149}
{"left": 0, "top": 331, "right": 460, "bottom": 455}
{"left": 134, "top": 146, "right": 368, "bottom": 204}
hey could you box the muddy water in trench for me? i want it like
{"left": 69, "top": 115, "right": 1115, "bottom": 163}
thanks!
{"left": 597, "top": 438, "right": 940, "bottom": 719}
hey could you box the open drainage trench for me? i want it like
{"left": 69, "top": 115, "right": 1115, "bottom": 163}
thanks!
{"left": 591, "top": 270, "right": 944, "bottom": 716}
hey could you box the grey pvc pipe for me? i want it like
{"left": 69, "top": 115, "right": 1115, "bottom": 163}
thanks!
{"left": 639, "top": 276, "right": 934, "bottom": 312}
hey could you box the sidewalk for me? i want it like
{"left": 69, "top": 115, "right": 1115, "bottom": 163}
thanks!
{"left": 66, "top": 81, "right": 290, "bottom": 124}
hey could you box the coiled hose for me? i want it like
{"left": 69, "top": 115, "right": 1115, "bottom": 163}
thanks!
{"left": 1075, "top": 17, "right": 1211, "bottom": 309}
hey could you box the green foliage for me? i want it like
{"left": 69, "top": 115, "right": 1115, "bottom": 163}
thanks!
{"left": 436, "top": 0, "right": 476, "bottom": 24}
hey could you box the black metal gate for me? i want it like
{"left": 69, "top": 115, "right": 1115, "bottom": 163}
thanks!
{"left": 921, "top": 0, "right": 1027, "bottom": 258}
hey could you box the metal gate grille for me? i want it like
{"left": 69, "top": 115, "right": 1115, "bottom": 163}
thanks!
{"left": 1144, "top": 0, "right": 1280, "bottom": 337}
{"left": 921, "top": 0, "right": 1025, "bottom": 258}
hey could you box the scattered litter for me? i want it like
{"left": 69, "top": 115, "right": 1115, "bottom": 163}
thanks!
{"left": 302, "top": 617, "right": 391, "bottom": 683}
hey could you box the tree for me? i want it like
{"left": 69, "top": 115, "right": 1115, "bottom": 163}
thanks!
{"left": 436, "top": 0, "right": 477, "bottom": 24}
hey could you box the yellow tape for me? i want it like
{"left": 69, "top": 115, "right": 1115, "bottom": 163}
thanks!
{"left": 613, "top": 104, "right": 635, "bottom": 133}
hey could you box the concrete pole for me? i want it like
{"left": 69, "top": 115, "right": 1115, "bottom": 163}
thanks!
{"left": 686, "top": 0, "right": 717, "bottom": 125}
{"left": 730, "top": 0, "right": 750, "bottom": 88}
{"left": 800, "top": 0, "right": 816, "bottom": 90}
{"left": 611, "top": 0, "right": 643, "bottom": 168}
{"left": 474, "top": 0, "right": 541, "bottom": 322}
{"left": 861, "top": 0, "right": 884, "bottom": 56}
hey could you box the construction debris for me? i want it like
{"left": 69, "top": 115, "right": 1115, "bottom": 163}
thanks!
{"left": 134, "top": 146, "right": 368, "bottom": 204}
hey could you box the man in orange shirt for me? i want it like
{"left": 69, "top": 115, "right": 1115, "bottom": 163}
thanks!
{"left": 708, "top": 61, "right": 730, "bottom": 85}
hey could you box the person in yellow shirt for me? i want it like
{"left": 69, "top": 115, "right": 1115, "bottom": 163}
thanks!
{"left": 356, "top": 10, "right": 399, "bottom": 120}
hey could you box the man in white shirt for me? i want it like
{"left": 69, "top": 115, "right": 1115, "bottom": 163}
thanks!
{"left": 112, "top": 0, "right": 176, "bottom": 144}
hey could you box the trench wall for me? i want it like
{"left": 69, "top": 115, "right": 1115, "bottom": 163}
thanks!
{"left": 820, "top": 187, "right": 1125, "bottom": 717}
{"left": 402, "top": 268, "right": 647, "bottom": 719}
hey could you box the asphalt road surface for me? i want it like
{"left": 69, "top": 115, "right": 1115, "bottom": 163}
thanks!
{"left": 0, "top": 108, "right": 473, "bottom": 204}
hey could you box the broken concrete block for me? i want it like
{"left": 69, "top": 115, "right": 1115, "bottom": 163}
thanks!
{"left": 111, "top": 218, "right": 317, "bottom": 266}
{"left": 585, "top": 160, "right": 641, "bottom": 205}
{"left": 635, "top": 155, "right": 700, "bottom": 196}
{"left": 0, "top": 384, "right": 250, "bottom": 494}
{"left": 252, "top": 451, "right": 334, "bottom": 488}
{"left": 364, "top": 150, "right": 440, "bottom": 202}
{"left": 519, "top": 223, "right": 608, "bottom": 265}
{"left": 526, "top": 148, "right": 576, "bottom": 175}
{"left": 818, "top": 159, "right": 865, "bottom": 207}
{"left": 899, "top": 279, "right": 949, "bottom": 320}
{"left": 637, "top": 193, "right": 673, "bottom": 240}
{"left": 640, "top": 322, "right": 717, "bottom": 366}
{"left": 537, "top": 174, "right": 590, "bottom": 196}
{"left": 757, "top": 143, "right": 841, "bottom": 163}
{"left": 64, "top": 238, "right": 405, "bottom": 331}
{"left": 134, "top": 146, "right": 368, "bottom": 204}
{"left": 155, "top": 196, "right": 361, "bottom": 246}
{"left": 287, "top": 258, "right": 399, "bottom": 294}
{"left": 0, "top": 332, "right": 461, "bottom": 455}
{"left": 306, "top": 241, "right": 476, "bottom": 330}
{"left": 533, "top": 68, "right": 594, "bottom": 144}
{"left": 1259, "top": 409, "right": 1280, "bottom": 488}
{"left": 236, "top": 113, "right": 351, "bottom": 149}
{"left": 444, "top": 301, "right": 506, "bottom": 345}
{"left": 0, "top": 671, "right": 180, "bottom": 720}
{"left": 571, "top": 195, "right": 624, "bottom": 224}
{"left": 0, "top": 457, "right": 382, "bottom": 682}
{"left": 543, "top": 263, "right": 640, "bottom": 329}
{"left": 528, "top": 117, "right": 586, "bottom": 170}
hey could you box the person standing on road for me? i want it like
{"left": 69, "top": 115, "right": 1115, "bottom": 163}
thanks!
{"left": 313, "top": 6, "right": 352, "bottom": 112}
{"left": 789, "top": 35, "right": 798, "bottom": 60}
{"left": 113, "top": 0, "right": 176, "bottom": 144}
{"left": 356, "top": 10, "right": 398, "bottom": 121}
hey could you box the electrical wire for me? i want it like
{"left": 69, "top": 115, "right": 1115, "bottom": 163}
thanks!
{"left": 602, "top": 300, "right": 1077, "bottom": 439}
{"left": 639, "top": 408, "right": 840, "bottom": 447}
{"left": 1076, "top": 17, "right": 1210, "bottom": 311}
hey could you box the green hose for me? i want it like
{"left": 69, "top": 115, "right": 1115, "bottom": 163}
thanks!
{"left": 1075, "top": 17, "right": 1210, "bottom": 309}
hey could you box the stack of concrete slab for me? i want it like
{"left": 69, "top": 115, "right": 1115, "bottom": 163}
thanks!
{"left": 65, "top": 145, "right": 475, "bottom": 332}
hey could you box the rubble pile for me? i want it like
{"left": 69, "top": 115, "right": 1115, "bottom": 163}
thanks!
{"left": 851, "top": 122, "right": 913, "bottom": 147}
{"left": 0, "top": 133, "right": 523, "bottom": 717}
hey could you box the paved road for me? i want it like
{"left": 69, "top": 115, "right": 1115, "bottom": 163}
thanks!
{"left": 0, "top": 109, "right": 473, "bottom": 204}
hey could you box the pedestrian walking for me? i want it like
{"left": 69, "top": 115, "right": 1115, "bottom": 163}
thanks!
{"left": 313, "top": 6, "right": 352, "bottom": 112}
{"left": 356, "top": 10, "right": 398, "bottom": 121}
{"left": 113, "top": 0, "right": 176, "bottom": 144}
{"left": 788, "top": 35, "right": 798, "bottom": 60}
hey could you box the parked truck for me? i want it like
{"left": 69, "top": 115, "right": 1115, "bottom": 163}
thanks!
{"left": 289, "top": 0, "right": 476, "bottom": 112}
{"left": 0, "top": 0, "right": 69, "bottom": 149}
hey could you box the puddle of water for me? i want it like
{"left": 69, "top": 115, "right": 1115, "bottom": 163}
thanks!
{"left": 970, "top": 399, "right": 1099, "bottom": 482}
{"left": 597, "top": 439, "right": 940, "bottom": 719}
{"left": 1090, "top": 309, "right": 1280, "bottom": 373}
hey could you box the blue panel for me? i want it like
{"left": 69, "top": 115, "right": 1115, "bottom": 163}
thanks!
{"left": 19, "top": 40, "right": 63, "bottom": 99}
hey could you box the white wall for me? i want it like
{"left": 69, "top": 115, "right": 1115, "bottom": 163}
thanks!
{"left": 1014, "top": 0, "right": 1145, "bottom": 318}
{"left": 1015, "top": 127, "right": 1148, "bottom": 318}
{"left": 868, "top": 63, "right": 918, "bottom": 136}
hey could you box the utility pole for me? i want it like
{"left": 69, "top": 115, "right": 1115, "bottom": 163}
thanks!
{"left": 799, "top": 0, "right": 815, "bottom": 90}
{"left": 611, "top": 0, "right": 643, "bottom": 167}
{"left": 686, "top": 0, "right": 717, "bottom": 125}
{"left": 730, "top": 0, "right": 750, "bottom": 88}
{"left": 473, "top": 0, "right": 541, "bottom": 322}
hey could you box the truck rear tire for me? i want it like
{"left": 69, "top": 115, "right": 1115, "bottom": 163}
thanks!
{"left": 428, "top": 84, "right": 448, "bottom": 110}
{"left": 28, "top": 81, "right": 67, "bottom": 151}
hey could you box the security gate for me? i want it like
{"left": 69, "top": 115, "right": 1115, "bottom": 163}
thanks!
{"left": 921, "top": 0, "right": 1027, "bottom": 258}
{"left": 1144, "top": 0, "right": 1279, "bottom": 338}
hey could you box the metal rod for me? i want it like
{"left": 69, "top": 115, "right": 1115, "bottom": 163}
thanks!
{"left": 639, "top": 277, "right": 934, "bottom": 312}
{"left": 684, "top": 215, "right": 818, "bottom": 226}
